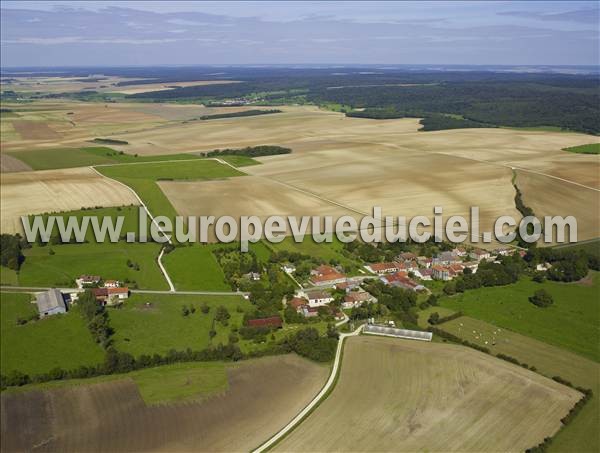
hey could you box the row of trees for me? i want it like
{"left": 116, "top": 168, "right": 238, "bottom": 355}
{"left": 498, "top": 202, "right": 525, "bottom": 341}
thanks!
{"left": 202, "top": 145, "right": 291, "bottom": 158}
{"left": 1, "top": 325, "right": 340, "bottom": 389}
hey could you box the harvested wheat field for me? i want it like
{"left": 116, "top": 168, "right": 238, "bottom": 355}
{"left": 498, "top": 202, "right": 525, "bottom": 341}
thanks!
{"left": 0, "top": 167, "right": 138, "bottom": 233}
{"left": 104, "top": 106, "right": 422, "bottom": 155}
{"left": 515, "top": 170, "right": 600, "bottom": 241}
{"left": 275, "top": 336, "right": 580, "bottom": 452}
{"left": 1, "top": 355, "right": 328, "bottom": 453}
{"left": 158, "top": 176, "right": 360, "bottom": 240}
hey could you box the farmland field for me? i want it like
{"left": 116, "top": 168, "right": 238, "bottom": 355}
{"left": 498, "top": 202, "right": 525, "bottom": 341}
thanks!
{"left": 1, "top": 354, "right": 328, "bottom": 453}
{"left": 97, "top": 159, "right": 244, "bottom": 222}
{"left": 563, "top": 143, "right": 600, "bottom": 155}
{"left": 434, "top": 316, "right": 600, "bottom": 453}
{"left": 5, "top": 146, "right": 203, "bottom": 171}
{"left": 276, "top": 335, "right": 580, "bottom": 452}
{"left": 0, "top": 167, "right": 139, "bottom": 234}
{"left": 439, "top": 272, "right": 600, "bottom": 361}
{"left": 3, "top": 104, "right": 599, "bottom": 244}
{"left": 1, "top": 292, "right": 105, "bottom": 375}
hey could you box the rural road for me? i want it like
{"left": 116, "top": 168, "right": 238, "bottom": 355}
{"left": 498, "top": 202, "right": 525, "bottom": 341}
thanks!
{"left": 0, "top": 286, "right": 247, "bottom": 296}
{"left": 89, "top": 165, "right": 176, "bottom": 291}
{"left": 253, "top": 323, "right": 363, "bottom": 453}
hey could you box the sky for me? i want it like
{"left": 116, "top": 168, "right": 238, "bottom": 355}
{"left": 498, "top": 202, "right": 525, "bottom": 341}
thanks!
{"left": 1, "top": 1, "right": 598, "bottom": 67}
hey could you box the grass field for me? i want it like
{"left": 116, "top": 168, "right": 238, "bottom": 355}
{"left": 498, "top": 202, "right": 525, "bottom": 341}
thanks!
{"left": 109, "top": 293, "right": 251, "bottom": 357}
{"left": 6, "top": 147, "right": 203, "bottom": 171}
{"left": 162, "top": 242, "right": 273, "bottom": 291}
{"left": 1, "top": 292, "right": 105, "bottom": 375}
{"left": 434, "top": 316, "right": 600, "bottom": 453}
{"left": 276, "top": 335, "right": 580, "bottom": 452}
{"left": 563, "top": 143, "right": 600, "bottom": 155}
{"left": 439, "top": 272, "right": 600, "bottom": 361}
{"left": 162, "top": 245, "right": 230, "bottom": 291}
{"left": 17, "top": 242, "right": 168, "bottom": 290}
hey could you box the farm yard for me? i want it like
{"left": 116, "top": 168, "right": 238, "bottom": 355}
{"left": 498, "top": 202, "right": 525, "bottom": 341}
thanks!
{"left": 1, "top": 354, "right": 328, "bottom": 453}
{"left": 275, "top": 335, "right": 580, "bottom": 452}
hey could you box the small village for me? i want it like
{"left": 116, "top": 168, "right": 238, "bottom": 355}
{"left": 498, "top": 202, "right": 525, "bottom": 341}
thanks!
{"left": 31, "top": 245, "right": 523, "bottom": 328}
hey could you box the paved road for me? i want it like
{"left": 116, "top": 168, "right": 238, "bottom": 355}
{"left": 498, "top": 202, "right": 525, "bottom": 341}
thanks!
{"left": 253, "top": 323, "right": 363, "bottom": 453}
{"left": 0, "top": 286, "right": 247, "bottom": 296}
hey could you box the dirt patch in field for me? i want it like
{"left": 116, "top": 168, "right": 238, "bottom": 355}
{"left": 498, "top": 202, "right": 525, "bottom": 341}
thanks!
{"left": 11, "top": 121, "right": 61, "bottom": 140}
{"left": 0, "top": 154, "right": 32, "bottom": 173}
{"left": 1, "top": 354, "right": 328, "bottom": 453}
{"left": 276, "top": 336, "right": 580, "bottom": 452}
{"left": 0, "top": 167, "right": 139, "bottom": 234}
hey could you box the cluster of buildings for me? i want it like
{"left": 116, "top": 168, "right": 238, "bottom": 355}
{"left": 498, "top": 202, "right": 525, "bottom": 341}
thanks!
{"left": 77, "top": 275, "right": 129, "bottom": 306}
{"left": 365, "top": 246, "right": 518, "bottom": 284}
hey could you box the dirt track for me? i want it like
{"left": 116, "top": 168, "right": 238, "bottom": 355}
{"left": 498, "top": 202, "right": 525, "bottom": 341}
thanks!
{"left": 1, "top": 355, "right": 328, "bottom": 453}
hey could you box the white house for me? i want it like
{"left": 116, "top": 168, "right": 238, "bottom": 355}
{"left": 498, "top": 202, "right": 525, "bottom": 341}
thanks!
{"left": 299, "top": 290, "right": 334, "bottom": 308}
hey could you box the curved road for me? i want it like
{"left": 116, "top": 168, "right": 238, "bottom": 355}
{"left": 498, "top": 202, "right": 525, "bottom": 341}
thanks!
{"left": 253, "top": 323, "right": 363, "bottom": 453}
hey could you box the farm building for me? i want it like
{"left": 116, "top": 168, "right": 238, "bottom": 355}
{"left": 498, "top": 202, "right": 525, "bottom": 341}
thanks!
{"left": 288, "top": 296, "right": 308, "bottom": 312}
{"left": 342, "top": 290, "right": 377, "bottom": 309}
{"left": 301, "top": 306, "right": 320, "bottom": 318}
{"left": 413, "top": 268, "right": 433, "bottom": 280}
{"left": 35, "top": 289, "right": 67, "bottom": 318}
{"left": 470, "top": 248, "right": 491, "bottom": 261}
{"left": 396, "top": 252, "right": 417, "bottom": 262}
{"left": 433, "top": 251, "right": 460, "bottom": 266}
{"left": 92, "top": 287, "right": 129, "bottom": 306}
{"left": 309, "top": 265, "right": 346, "bottom": 287}
{"left": 247, "top": 316, "right": 283, "bottom": 328}
{"left": 103, "top": 279, "right": 121, "bottom": 288}
{"left": 381, "top": 272, "right": 424, "bottom": 291}
{"left": 304, "top": 290, "right": 334, "bottom": 308}
{"left": 76, "top": 275, "right": 101, "bottom": 288}
{"left": 366, "top": 262, "right": 398, "bottom": 274}
{"left": 363, "top": 324, "right": 432, "bottom": 341}
{"left": 432, "top": 265, "right": 451, "bottom": 281}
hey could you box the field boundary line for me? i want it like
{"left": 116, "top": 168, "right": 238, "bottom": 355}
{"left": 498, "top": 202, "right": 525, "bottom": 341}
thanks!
{"left": 253, "top": 324, "right": 363, "bottom": 453}
{"left": 88, "top": 165, "right": 176, "bottom": 291}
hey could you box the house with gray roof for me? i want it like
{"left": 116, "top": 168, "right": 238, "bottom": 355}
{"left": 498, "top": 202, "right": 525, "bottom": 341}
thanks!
{"left": 35, "top": 289, "right": 67, "bottom": 318}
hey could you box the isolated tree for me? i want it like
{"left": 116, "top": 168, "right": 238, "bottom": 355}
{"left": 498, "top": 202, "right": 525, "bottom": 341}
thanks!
{"left": 529, "top": 289, "right": 554, "bottom": 308}
{"left": 428, "top": 312, "right": 440, "bottom": 325}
